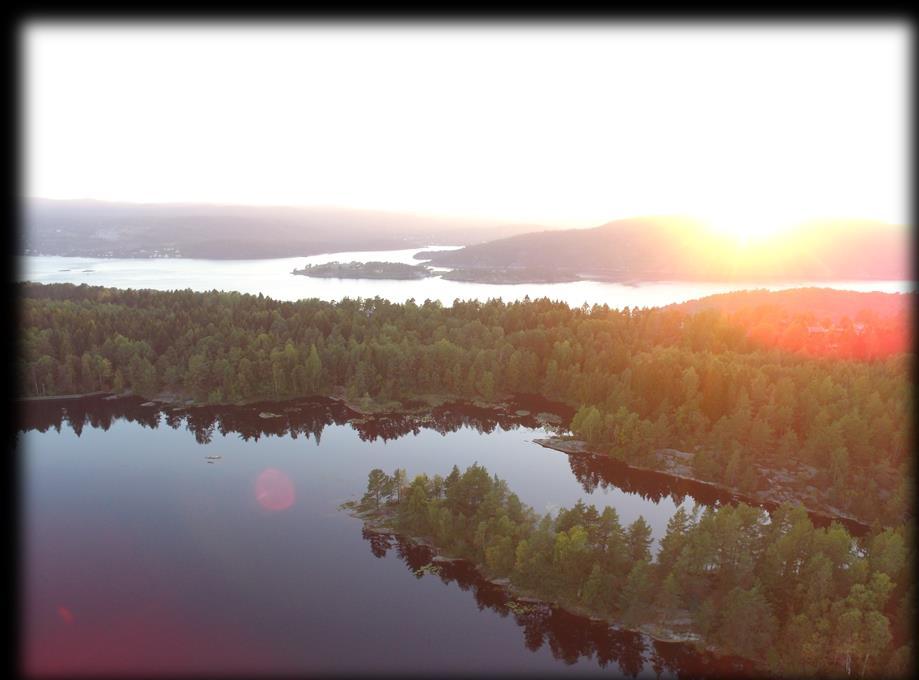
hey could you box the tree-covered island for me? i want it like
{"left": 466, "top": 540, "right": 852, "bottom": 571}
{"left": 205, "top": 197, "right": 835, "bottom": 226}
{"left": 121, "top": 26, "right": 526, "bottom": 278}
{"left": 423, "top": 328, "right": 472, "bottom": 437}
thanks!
{"left": 292, "top": 261, "right": 433, "bottom": 279}
{"left": 343, "top": 464, "right": 911, "bottom": 677}
{"left": 290, "top": 261, "right": 582, "bottom": 284}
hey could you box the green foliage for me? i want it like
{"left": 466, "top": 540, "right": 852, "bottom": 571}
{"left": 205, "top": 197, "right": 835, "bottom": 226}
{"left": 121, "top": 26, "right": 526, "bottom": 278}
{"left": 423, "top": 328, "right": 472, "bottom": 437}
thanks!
{"left": 359, "top": 462, "right": 908, "bottom": 676}
{"left": 626, "top": 517, "right": 653, "bottom": 564}
{"left": 619, "top": 560, "right": 654, "bottom": 627}
{"left": 361, "top": 468, "right": 392, "bottom": 510}
{"left": 715, "top": 583, "right": 778, "bottom": 659}
{"left": 18, "top": 282, "right": 909, "bottom": 527}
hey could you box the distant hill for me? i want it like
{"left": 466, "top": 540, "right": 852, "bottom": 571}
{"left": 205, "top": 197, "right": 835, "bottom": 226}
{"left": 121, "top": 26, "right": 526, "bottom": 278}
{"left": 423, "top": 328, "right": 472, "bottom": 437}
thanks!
{"left": 671, "top": 287, "right": 912, "bottom": 359}
{"left": 671, "top": 287, "right": 912, "bottom": 322}
{"left": 21, "top": 198, "right": 547, "bottom": 259}
{"left": 420, "top": 216, "right": 910, "bottom": 282}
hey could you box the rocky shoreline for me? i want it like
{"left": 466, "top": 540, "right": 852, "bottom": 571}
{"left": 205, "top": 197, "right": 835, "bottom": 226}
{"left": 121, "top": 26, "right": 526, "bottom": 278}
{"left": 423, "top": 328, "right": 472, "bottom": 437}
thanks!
{"left": 18, "top": 390, "right": 111, "bottom": 402}
{"left": 533, "top": 436, "right": 869, "bottom": 530}
{"left": 341, "top": 502, "right": 705, "bottom": 648}
{"left": 17, "top": 388, "right": 571, "bottom": 426}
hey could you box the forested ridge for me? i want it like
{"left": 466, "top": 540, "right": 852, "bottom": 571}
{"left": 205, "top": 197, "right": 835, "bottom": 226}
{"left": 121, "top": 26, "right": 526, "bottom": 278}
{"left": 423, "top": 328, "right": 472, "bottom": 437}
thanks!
{"left": 18, "top": 282, "right": 912, "bottom": 527}
{"left": 350, "top": 464, "right": 913, "bottom": 677}
{"left": 420, "top": 216, "right": 910, "bottom": 281}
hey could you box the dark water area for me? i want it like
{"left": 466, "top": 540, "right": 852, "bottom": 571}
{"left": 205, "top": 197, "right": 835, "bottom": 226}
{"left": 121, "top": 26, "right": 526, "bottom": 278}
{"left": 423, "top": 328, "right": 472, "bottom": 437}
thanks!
{"left": 19, "top": 395, "right": 816, "bottom": 675}
{"left": 361, "top": 532, "right": 754, "bottom": 678}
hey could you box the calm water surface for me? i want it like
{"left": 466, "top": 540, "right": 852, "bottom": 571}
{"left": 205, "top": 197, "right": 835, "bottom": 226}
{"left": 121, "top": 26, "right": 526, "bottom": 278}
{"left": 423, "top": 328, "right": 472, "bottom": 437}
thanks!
{"left": 22, "top": 395, "right": 758, "bottom": 677}
{"left": 19, "top": 252, "right": 914, "bottom": 307}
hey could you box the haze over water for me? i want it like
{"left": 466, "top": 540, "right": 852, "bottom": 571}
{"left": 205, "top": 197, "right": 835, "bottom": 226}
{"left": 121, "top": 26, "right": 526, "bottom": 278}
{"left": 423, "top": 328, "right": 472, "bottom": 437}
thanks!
{"left": 19, "top": 251, "right": 913, "bottom": 308}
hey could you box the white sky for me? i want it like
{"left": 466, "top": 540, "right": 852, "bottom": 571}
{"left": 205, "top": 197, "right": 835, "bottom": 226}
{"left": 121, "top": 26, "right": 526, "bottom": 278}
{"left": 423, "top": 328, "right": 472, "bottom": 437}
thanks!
{"left": 23, "top": 22, "right": 910, "bottom": 234}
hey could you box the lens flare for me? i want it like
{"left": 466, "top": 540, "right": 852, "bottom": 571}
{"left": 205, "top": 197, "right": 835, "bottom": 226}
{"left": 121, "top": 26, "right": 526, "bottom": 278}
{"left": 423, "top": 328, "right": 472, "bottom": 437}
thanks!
{"left": 254, "top": 468, "right": 295, "bottom": 511}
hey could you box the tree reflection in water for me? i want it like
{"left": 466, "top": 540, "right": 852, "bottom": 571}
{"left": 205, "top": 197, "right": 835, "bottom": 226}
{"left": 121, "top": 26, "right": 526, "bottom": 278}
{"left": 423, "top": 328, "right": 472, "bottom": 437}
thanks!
{"left": 17, "top": 394, "right": 864, "bottom": 534}
{"left": 360, "top": 528, "right": 754, "bottom": 678}
{"left": 16, "top": 394, "right": 571, "bottom": 445}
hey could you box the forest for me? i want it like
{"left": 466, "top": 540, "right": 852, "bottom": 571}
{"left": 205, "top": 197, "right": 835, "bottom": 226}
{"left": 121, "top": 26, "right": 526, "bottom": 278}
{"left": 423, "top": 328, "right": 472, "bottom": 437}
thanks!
{"left": 18, "top": 282, "right": 912, "bottom": 528}
{"left": 350, "top": 464, "right": 913, "bottom": 677}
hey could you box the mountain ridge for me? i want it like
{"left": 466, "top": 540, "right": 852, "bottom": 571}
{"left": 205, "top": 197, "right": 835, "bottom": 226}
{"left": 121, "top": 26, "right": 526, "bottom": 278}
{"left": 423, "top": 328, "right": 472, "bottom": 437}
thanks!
{"left": 419, "top": 215, "right": 909, "bottom": 281}
{"left": 21, "top": 198, "right": 550, "bottom": 259}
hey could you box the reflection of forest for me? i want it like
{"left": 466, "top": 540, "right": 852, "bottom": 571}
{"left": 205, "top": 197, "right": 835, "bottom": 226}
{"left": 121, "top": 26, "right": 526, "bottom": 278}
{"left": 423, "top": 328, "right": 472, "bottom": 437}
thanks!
{"left": 360, "top": 528, "right": 753, "bottom": 677}
{"left": 565, "top": 451, "right": 866, "bottom": 535}
{"left": 18, "top": 394, "right": 862, "bottom": 533}
{"left": 17, "top": 394, "right": 571, "bottom": 443}
{"left": 568, "top": 450, "right": 733, "bottom": 507}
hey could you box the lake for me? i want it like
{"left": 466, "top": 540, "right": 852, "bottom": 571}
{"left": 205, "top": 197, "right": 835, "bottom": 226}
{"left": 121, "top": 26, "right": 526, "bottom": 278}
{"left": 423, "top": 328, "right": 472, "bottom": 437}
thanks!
{"left": 18, "top": 252, "right": 914, "bottom": 308}
{"left": 19, "top": 249, "right": 893, "bottom": 676}
{"left": 21, "top": 395, "right": 759, "bottom": 677}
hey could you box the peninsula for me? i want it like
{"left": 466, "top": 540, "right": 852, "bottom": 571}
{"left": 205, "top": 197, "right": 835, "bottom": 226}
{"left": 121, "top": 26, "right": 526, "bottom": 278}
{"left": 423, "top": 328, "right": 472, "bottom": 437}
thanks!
{"left": 341, "top": 463, "right": 904, "bottom": 678}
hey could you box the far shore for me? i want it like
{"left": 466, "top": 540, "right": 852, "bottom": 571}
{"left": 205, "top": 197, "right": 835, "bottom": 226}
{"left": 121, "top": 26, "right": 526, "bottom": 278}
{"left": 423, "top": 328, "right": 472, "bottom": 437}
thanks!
{"left": 15, "top": 388, "right": 568, "bottom": 423}
{"left": 18, "top": 391, "right": 111, "bottom": 402}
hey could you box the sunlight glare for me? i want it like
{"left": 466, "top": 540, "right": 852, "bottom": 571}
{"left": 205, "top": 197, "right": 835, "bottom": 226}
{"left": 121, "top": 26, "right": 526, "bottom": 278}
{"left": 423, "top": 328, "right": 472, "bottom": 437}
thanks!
{"left": 700, "top": 209, "right": 802, "bottom": 248}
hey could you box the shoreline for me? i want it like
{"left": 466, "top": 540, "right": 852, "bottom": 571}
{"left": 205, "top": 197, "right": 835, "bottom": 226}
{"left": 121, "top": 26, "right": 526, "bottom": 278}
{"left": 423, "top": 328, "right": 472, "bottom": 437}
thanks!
{"left": 345, "top": 504, "right": 718, "bottom": 652}
{"left": 15, "top": 389, "right": 569, "bottom": 423}
{"left": 18, "top": 391, "right": 869, "bottom": 530}
{"left": 20, "top": 258, "right": 911, "bottom": 286}
{"left": 533, "top": 436, "right": 871, "bottom": 531}
{"left": 17, "top": 391, "right": 112, "bottom": 402}
{"left": 15, "top": 389, "right": 437, "bottom": 416}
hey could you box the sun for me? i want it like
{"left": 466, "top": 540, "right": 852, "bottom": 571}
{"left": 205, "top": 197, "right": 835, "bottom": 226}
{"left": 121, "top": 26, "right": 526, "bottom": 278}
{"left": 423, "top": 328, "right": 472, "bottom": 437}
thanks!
{"left": 700, "top": 209, "right": 800, "bottom": 248}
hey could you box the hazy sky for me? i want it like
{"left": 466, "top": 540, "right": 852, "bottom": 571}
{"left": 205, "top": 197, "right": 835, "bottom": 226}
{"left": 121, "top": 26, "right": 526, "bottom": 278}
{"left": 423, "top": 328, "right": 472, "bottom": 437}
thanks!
{"left": 23, "top": 22, "right": 909, "bottom": 235}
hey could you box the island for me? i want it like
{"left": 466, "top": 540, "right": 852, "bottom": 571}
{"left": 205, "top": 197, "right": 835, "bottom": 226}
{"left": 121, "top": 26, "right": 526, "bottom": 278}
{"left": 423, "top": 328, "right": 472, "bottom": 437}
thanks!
{"left": 292, "top": 261, "right": 583, "bottom": 284}
{"left": 292, "top": 261, "right": 433, "bottom": 280}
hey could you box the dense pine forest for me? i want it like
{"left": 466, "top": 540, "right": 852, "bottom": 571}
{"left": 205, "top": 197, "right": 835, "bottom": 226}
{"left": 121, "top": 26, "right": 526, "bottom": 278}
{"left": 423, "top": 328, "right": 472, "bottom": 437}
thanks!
{"left": 350, "top": 464, "right": 912, "bottom": 677}
{"left": 18, "top": 282, "right": 912, "bottom": 530}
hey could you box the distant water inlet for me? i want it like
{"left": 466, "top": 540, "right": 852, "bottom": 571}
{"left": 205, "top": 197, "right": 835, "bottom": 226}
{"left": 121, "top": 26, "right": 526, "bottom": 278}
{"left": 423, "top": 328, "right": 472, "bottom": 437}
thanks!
{"left": 18, "top": 253, "right": 914, "bottom": 307}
